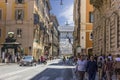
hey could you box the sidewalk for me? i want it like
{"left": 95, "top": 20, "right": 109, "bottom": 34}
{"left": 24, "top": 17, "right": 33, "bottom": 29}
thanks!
{"left": 72, "top": 68, "right": 118, "bottom": 80}
{"left": 0, "top": 63, "right": 7, "bottom": 66}
{"left": 0, "top": 63, "right": 16, "bottom": 66}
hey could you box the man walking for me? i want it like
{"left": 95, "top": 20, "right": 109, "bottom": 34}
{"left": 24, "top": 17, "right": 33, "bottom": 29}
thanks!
{"left": 75, "top": 55, "right": 87, "bottom": 80}
{"left": 86, "top": 56, "right": 98, "bottom": 80}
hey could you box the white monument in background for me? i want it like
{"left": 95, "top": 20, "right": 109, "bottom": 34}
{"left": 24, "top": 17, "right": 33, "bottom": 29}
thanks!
{"left": 58, "top": 24, "right": 74, "bottom": 56}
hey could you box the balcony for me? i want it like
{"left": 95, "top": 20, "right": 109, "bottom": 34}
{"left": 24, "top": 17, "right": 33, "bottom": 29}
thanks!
{"left": 90, "top": 0, "right": 103, "bottom": 8}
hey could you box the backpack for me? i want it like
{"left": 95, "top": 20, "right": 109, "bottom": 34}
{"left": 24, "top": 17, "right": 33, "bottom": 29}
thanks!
{"left": 98, "top": 61, "right": 102, "bottom": 68}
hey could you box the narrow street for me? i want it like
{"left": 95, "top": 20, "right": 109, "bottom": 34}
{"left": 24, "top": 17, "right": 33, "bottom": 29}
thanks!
{"left": 0, "top": 59, "right": 75, "bottom": 80}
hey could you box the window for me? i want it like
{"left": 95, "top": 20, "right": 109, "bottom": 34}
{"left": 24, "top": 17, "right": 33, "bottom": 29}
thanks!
{"left": 15, "top": 9, "right": 24, "bottom": 20}
{"left": 0, "top": 10, "right": 1, "bottom": 20}
{"left": 0, "top": 29, "right": 1, "bottom": 37}
{"left": 90, "top": 32, "right": 93, "bottom": 40}
{"left": 16, "top": 0, "right": 24, "bottom": 4}
{"left": 89, "top": 12, "right": 94, "bottom": 23}
{"left": 17, "top": 28, "right": 22, "bottom": 37}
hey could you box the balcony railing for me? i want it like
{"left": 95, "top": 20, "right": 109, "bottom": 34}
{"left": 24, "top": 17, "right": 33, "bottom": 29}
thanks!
{"left": 90, "top": 0, "right": 103, "bottom": 8}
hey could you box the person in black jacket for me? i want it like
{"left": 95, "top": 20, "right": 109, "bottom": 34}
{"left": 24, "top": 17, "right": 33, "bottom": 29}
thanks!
{"left": 86, "top": 56, "right": 98, "bottom": 80}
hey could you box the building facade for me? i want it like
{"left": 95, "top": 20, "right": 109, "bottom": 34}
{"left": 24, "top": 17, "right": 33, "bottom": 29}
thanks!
{"left": 50, "top": 14, "right": 59, "bottom": 57}
{"left": 0, "top": 0, "right": 58, "bottom": 61}
{"left": 73, "top": 0, "right": 93, "bottom": 56}
{"left": 58, "top": 25, "right": 74, "bottom": 56}
{"left": 90, "top": 0, "right": 120, "bottom": 55}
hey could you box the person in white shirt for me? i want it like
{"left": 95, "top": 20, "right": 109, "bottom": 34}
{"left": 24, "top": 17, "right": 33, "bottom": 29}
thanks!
{"left": 76, "top": 55, "right": 87, "bottom": 80}
{"left": 115, "top": 54, "right": 120, "bottom": 61}
{"left": 98, "top": 54, "right": 104, "bottom": 62}
{"left": 108, "top": 54, "right": 113, "bottom": 61}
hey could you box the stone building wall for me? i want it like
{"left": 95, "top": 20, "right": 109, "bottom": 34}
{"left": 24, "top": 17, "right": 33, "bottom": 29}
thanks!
{"left": 92, "top": 0, "right": 120, "bottom": 55}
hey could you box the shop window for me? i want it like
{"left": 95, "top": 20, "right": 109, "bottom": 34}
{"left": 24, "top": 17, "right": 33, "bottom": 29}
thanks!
{"left": 17, "top": 28, "right": 22, "bottom": 38}
{"left": 15, "top": 9, "right": 24, "bottom": 20}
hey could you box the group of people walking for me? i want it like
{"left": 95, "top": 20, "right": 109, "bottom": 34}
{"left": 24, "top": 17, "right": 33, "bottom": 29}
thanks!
{"left": 1, "top": 52, "right": 21, "bottom": 63}
{"left": 75, "top": 54, "right": 120, "bottom": 80}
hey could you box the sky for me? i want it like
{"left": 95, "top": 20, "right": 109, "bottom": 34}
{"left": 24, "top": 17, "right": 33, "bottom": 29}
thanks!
{"left": 50, "top": 0, "right": 74, "bottom": 26}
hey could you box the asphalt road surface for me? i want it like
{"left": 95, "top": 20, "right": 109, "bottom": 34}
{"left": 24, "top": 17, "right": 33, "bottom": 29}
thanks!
{"left": 0, "top": 59, "right": 75, "bottom": 80}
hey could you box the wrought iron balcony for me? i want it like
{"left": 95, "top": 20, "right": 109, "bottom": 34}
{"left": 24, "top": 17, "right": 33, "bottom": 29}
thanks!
{"left": 90, "top": 0, "right": 103, "bottom": 8}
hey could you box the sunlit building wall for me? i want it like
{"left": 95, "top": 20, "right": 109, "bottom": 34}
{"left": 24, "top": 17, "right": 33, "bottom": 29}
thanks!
{"left": 73, "top": 0, "right": 93, "bottom": 55}
{"left": 0, "top": 0, "right": 52, "bottom": 60}
{"left": 50, "top": 14, "right": 59, "bottom": 57}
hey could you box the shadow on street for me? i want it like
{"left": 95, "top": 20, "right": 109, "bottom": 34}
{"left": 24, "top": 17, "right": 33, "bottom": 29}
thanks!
{"left": 30, "top": 62, "right": 74, "bottom": 80}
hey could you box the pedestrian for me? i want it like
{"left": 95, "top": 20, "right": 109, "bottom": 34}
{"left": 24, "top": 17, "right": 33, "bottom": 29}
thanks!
{"left": 105, "top": 58, "right": 113, "bottom": 80}
{"left": 86, "top": 56, "right": 98, "bottom": 80}
{"left": 94, "top": 54, "right": 98, "bottom": 62}
{"left": 114, "top": 54, "right": 120, "bottom": 80}
{"left": 98, "top": 54, "right": 104, "bottom": 62}
{"left": 63, "top": 56, "right": 66, "bottom": 64}
{"left": 115, "top": 54, "right": 120, "bottom": 61}
{"left": 40, "top": 56, "right": 44, "bottom": 63}
{"left": 102, "top": 60, "right": 107, "bottom": 80}
{"left": 108, "top": 54, "right": 113, "bottom": 61}
{"left": 2, "top": 52, "right": 5, "bottom": 63}
{"left": 97, "top": 58, "right": 104, "bottom": 80}
{"left": 75, "top": 55, "right": 87, "bottom": 80}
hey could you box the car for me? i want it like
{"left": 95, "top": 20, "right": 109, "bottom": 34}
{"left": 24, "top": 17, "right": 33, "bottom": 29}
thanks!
{"left": 19, "top": 56, "right": 36, "bottom": 66}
